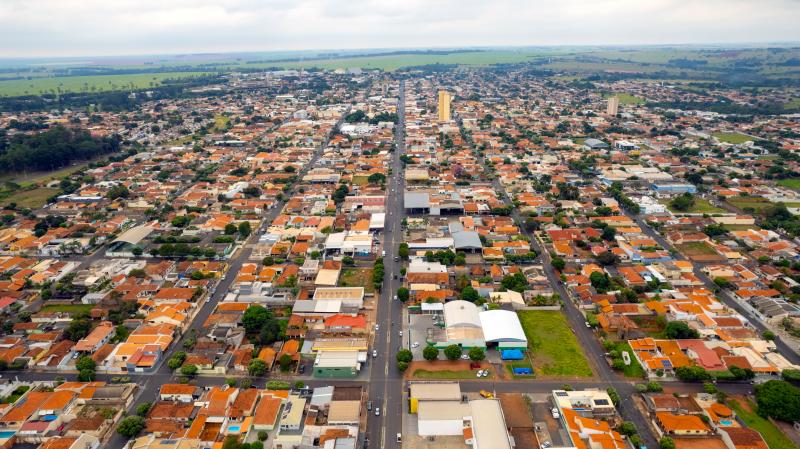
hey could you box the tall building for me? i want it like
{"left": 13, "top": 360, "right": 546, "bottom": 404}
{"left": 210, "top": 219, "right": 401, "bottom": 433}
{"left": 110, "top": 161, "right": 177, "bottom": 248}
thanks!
{"left": 607, "top": 96, "right": 619, "bottom": 116}
{"left": 438, "top": 90, "right": 451, "bottom": 122}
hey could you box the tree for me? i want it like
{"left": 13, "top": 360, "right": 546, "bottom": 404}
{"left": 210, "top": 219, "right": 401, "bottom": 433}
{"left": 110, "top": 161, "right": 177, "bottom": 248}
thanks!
{"left": 468, "top": 347, "right": 486, "bottom": 362}
{"left": 397, "top": 287, "right": 409, "bottom": 302}
{"left": 596, "top": 251, "right": 619, "bottom": 266}
{"left": 136, "top": 402, "right": 152, "bottom": 417}
{"left": 461, "top": 286, "right": 480, "bottom": 302}
{"left": 501, "top": 272, "right": 528, "bottom": 292}
{"left": 590, "top": 271, "right": 611, "bottom": 290}
{"left": 248, "top": 359, "right": 267, "bottom": 377}
{"left": 398, "top": 243, "right": 409, "bottom": 260}
{"left": 76, "top": 356, "right": 96, "bottom": 371}
{"left": 65, "top": 317, "right": 92, "bottom": 341}
{"left": 367, "top": 173, "right": 386, "bottom": 184}
{"left": 664, "top": 321, "right": 700, "bottom": 339}
{"left": 617, "top": 421, "right": 637, "bottom": 437}
{"left": 238, "top": 221, "right": 251, "bottom": 237}
{"left": 762, "top": 330, "right": 776, "bottom": 341}
{"left": 755, "top": 380, "right": 800, "bottom": 422}
{"left": 117, "top": 416, "right": 145, "bottom": 438}
{"left": 242, "top": 305, "right": 270, "bottom": 333}
{"left": 669, "top": 193, "right": 696, "bottom": 212}
{"left": 551, "top": 256, "right": 566, "bottom": 271}
{"left": 396, "top": 349, "right": 413, "bottom": 363}
{"left": 180, "top": 364, "right": 198, "bottom": 376}
{"left": 107, "top": 185, "right": 130, "bottom": 200}
{"left": 675, "top": 366, "right": 710, "bottom": 382}
{"left": 423, "top": 346, "right": 439, "bottom": 361}
{"left": 397, "top": 361, "right": 409, "bottom": 372}
{"left": 659, "top": 437, "right": 676, "bottom": 449}
{"left": 278, "top": 354, "right": 292, "bottom": 371}
{"left": 224, "top": 223, "right": 238, "bottom": 235}
{"left": 444, "top": 344, "right": 463, "bottom": 361}
{"left": 601, "top": 226, "right": 617, "bottom": 242}
{"left": 77, "top": 369, "right": 95, "bottom": 381}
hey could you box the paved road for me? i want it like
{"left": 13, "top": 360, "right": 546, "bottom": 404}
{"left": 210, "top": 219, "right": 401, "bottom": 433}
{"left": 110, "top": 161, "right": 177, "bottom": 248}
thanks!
{"left": 365, "top": 79, "right": 406, "bottom": 449}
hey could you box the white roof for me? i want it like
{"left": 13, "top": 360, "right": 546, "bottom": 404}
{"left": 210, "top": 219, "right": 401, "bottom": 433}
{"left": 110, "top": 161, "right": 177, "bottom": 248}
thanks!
{"left": 479, "top": 310, "right": 527, "bottom": 343}
{"left": 444, "top": 300, "right": 481, "bottom": 329}
{"left": 469, "top": 399, "right": 512, "bottom": 449}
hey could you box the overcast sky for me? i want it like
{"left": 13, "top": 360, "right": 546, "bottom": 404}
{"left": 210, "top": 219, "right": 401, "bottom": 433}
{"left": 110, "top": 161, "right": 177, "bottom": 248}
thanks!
{"left": 1, "top": 0, "right": 799, "bottom": 58}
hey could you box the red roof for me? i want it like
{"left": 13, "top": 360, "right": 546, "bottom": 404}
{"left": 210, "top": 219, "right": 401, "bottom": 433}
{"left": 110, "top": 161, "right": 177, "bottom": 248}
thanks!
{"left": 324, "top": 314, "right": 367, "bottom": 329}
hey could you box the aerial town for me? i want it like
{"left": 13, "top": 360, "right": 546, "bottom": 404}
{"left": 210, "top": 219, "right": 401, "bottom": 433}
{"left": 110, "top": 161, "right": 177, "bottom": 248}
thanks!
{"left": 1, "top": 60, "right": 800, "bottom": 449}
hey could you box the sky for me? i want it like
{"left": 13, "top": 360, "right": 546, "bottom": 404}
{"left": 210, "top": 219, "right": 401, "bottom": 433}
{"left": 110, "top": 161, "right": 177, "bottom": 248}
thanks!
{"left": 1, "top": 0, "right": 799, "bottom": 58}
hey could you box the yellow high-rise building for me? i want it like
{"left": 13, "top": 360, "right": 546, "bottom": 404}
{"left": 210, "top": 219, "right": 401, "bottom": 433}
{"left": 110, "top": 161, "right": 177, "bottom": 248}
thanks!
{"left": 607, "top": 96, "right": 619, "bottom": 116}
{"left": 438, "top": 90, "right": 451, "bottom": 122}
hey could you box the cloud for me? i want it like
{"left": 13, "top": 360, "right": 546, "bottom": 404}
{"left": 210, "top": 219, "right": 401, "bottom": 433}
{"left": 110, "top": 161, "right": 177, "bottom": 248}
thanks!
{"left": 0, "top": 0, "right": 798, "bottom": 57}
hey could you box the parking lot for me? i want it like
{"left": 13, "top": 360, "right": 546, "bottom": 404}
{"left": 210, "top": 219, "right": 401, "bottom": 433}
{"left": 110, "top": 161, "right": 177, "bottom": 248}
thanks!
{"left": 407, "top": 313, "right": 439, "bottom": 358}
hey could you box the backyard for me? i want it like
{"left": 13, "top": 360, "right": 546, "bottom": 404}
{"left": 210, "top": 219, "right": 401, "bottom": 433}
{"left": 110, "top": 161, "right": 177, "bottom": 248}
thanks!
{"left": 517, "top": 310, "right": 593, "bottom": 377}
{"left": 728, "top": 397, "right": 796, "bottom": 449}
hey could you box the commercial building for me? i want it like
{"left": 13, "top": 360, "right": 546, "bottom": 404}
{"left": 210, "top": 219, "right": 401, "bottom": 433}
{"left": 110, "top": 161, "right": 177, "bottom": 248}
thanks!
{"left": 438, "top": 90, "right": 451, "bottom": 122}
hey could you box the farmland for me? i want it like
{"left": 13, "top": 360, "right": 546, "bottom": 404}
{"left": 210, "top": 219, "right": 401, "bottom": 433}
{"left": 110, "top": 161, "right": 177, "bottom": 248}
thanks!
{"left": 0, "top": 71, "right": 211, "bottom": 97}
{"left": 517, "top": 310, "right": 593, "bottom": 377}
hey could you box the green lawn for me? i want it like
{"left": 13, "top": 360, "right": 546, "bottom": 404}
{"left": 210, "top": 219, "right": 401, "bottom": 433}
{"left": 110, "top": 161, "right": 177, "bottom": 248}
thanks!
{"left": 677, "top": 241, "right": 720, "bottom": 256}
{"left": 609, "top": 342, "right": 646, "bottom": 378}
{"left": 713, "top": 132, "right": 754, "bottom": 144}
{"left": 729, "top": 399, "right": 796, "bottom": 449}
{"left": 517, "top": 311, "right": 593, "bottom": 377}
{"left": 212, "top": 114, "right": 231, "bottom": 133}
{"left": 413, "top": 369, "right": 487, "bottom": 380}
{"left": 663, "top": 198, "right": 725, "bottom": 214}
{"left": 339, "top": 268, "right": 375, "bottom": 294}
{"left": 0, "top": 187, "right": 60, "bottom": 209}
{"left": 40, "top": 304, "right": 94, "bottom": 314}
{"left": 0, "top": 72, "right": 212, "bottom": 97}
{"left": 777, "top": 178, "right": 800, "bottom": 191}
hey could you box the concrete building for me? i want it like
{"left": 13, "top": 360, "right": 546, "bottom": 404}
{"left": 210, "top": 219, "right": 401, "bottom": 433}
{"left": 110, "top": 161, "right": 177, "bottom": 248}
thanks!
{"left": 438, "top": 90, "right": 451, "bottom": 122}
{"left": 607, "top": 96, "right": 619, "bottom": 116}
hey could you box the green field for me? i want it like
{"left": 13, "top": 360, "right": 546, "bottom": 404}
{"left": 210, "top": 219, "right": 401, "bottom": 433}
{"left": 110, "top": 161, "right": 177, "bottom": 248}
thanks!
{"left": 609, "top": 342, "right": 646, "bottom": 378}
{"left": 212, "top": 114, "right": 231, "bottom": 133}
{"left": 339, "top": 268, "right": 375, "bottom": 294}
{"left": 777, "top": 178, "right": 800, "bottom": 191}
{"left": 663, "top": 198, "right": 725, "bottom": 214}
{"left": 0, "top": 187, "right": 59, "bottom": 209}
{"left": 677, "top": 241, "right": 720, "bottom": 256}
{"left": 604, "top": 92, "right": 645, "bottom": 105}
{"left": 727, "top": 196, "right": 772, "bottom": 212}
{"left": 729, "top": 399, "right": 796, "bottom": 449}
{"left": 713, "top": 132, "right": 754, "bottom": 144}
{"left": 517, "top": 311, "right": 593, "bottom": 377}
{"left": 0, "top": 71, "right": 211, "bottom": 97}
{"left": 40, "top": 304, "right": 94, "bottom": 314}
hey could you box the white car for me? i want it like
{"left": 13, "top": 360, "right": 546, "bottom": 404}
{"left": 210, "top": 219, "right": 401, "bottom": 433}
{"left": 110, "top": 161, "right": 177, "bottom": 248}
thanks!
{"left": 585, "top": 321, "right": 591, "bottom": 328}
{"left": 411, "top": 342, "right": 419, "bottom": 348}
{"left": 375, "top": 407, "right": 380, "bottom": 416}
{"left": 461, "top": 354, "right": 469, "bottom": 360}
{"left": 476, "top": 370, "right": 483, "bottom": 378}
{"left": 372, "top": 350, "right": 378, "bottom": 358}
{"left": 375, "top": 324, "right": 379, "bottom": 331}
{"left": 398, "top": 330, "right": 403, "bottom": 336}
{"left": 551, "top": 408, "right": 560, "bottom": 419}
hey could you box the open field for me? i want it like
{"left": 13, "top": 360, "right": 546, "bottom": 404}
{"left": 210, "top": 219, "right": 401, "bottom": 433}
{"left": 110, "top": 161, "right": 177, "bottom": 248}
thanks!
{"left": 212, "top": 114, "right": 231, "bottom": 133}
{"left": 663, "top": 198, "right": 725, "bottom": 214}
{"left": 517, "top": 310, "right": 593, "bottom": 377}
{"left": 713, "top": 132, "right": 754, "bottom": 144}
{"left": 677, "top": 241, "right": 719, "bottom": 256}
{"left": 40, "top": 304, "right": 94, "bottom": 314}
{"left": 0, "top": 71, "right": 211, "bottom": 97}
{"left": 728, "top": 398, "right": 796, "bottom": 449}
{"left": 777, "top": 178, "right": 800, "bottom": 191}
{"left": 0, "top": 187, "right": 59, "bottom": 209}
{"left": 339, "top": 268, "right": 375, "bottom": 294}
{"left": 727, "top": 196, "right": 773, "bottom": 212}
{"left": 603, "top": 92, "right": 644, "bottom": 105}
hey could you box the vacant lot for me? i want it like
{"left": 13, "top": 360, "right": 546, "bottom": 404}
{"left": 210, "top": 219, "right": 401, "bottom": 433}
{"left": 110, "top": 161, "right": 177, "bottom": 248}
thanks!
{"left": 677, "top": 241, "right": 719, "bottom": 256}
{"left": 608, "top": 341, "right": 646, "bottom": 378}
{"left": 1, "top": 187, "right": 59, "bottom": 209}
{"left": 728, "top": 398, "right": 795, "bottom": 449}
{"left": 777, "top": 178, "right": 800, "bottom": 191}
{"left": 0, "top": 71, "right": 210, "bottom": 97}
{"left": 517, "top": 311, "right": 592, "bottom": 377}
{"left": 40, "top": 304, "right": 94, "bottom": 314}
{"left": 604, "top": 92, "right": 644, "bottom": 105}
{"left": 727, "top": 196, "right": 772, "bottom": 212}
{"left": 713, "top": 132, "right": 754, "bottom": 144}
{"left": 339, "top": 268, "right": 374, "bottom": 294}
{"left": 663, "top": 198, "right": 725, "bottom": 214}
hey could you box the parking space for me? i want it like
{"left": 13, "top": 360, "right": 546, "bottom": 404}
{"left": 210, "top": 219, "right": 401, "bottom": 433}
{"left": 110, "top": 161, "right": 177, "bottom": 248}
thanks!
{"left": 408, "top": 313, "right": 437, "bottom": 358}
{"left": 532, "top": 401, "right": 566, "bottom": 447}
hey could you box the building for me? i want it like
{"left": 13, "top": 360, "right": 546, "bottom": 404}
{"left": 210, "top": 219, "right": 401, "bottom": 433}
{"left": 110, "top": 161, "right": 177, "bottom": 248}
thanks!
{"left": 607, "top": 96, "right": 619, "bottom": 116}
{"left": 313, "top": 351, "right": 361, "bottom": 378}
{"left": 438, "top": 90, "right": 451, "bottom": 122}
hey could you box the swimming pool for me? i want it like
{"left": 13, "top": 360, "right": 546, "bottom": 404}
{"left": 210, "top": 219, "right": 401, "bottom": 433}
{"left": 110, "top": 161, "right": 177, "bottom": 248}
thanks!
{"left": 228, "top": 425, "right": 241, "bottom": 432}
{"left": 719, "top": 419, "right": 734, "bottom": 426}
{"left": 0, "top": 431, "right": 16, "bottom": 438}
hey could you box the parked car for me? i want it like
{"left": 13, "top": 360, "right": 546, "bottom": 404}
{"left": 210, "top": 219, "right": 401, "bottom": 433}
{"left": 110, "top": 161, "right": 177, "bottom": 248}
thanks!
{"left": 551, "top": 408, "right": 560, "bottom": 419}
{"left": 367, "top": 401, "right": 372, "bottom": 411}
{"left": 585, "top": 321, "right": 591, "bottom": 328}
{"left": 398, "top": 330, "right": 403, "bottom": 336}
{"left": 476, "top": 370, "right": 483, "bottom": 378}
{"left": 375, "top": 407, "right": 380, "bottom": 416}
{"left": 411, "top": 342, "right": 419, "bottom": 348}
{"left": 375, "top": 324, "right": 379, "bottom": 331}
{"left": 396, "top": 433, "right": 402, "bottom": 443}
{"left": 461, "top": 354, "right": 469, "bottom": 360}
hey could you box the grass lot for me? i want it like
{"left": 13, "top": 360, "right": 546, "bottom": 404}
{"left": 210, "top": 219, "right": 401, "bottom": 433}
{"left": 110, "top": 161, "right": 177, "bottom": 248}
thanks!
{"left": 777, "top": 178, "right": 800, "bottom": 191}
{"left": 677, "top": 241, "right": 720, "bottom": 256}
{"left": 351, "top": 175, "right": 369, "bottom": 186}
{"left": 413, "top": 369, "right": 486, "bottom": 380}
{"left": 603, "top": 92, "right": 644, "bottom": 105}
{"left": 663, "top": 198, "right": 725, "bottom": 214}
{"left": 727, "top": 196, "right": 772, "bottom": 212}
{"left": 713, "top": 132, "right": 754, "bottom": 144}
{"left": 212, "top": 114, "right": 231, "bottom": 133}
{"left": 0, "top": 160, "right": 93, "bottom": 188}
{"left": 722, "top": 224, "right": 760, "bottom": 232}
{"left": 40, "top": 304, "right": 94, "bottom": 314}
{"left": 0, "top": 72, "right": 211, "bottom": 97}
{"left": 339, "top": 268, "right": 375, "bottom": 294}
{"left": 0, "top": 187, "right": 60, "bottom": 209}
{"left": 609, "top": 342, "right": 646, "bottom": 378}
{"left": 517, "top": 311, "right": 593, "bottom": 377}
{"left": 729, "top": 398, "right": 796, "bottom": 449}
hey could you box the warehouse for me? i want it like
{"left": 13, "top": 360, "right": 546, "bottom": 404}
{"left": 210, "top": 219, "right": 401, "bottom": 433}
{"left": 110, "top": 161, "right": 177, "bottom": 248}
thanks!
{"left": 479, "top": 310, "right": 528, "bottom": 350}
